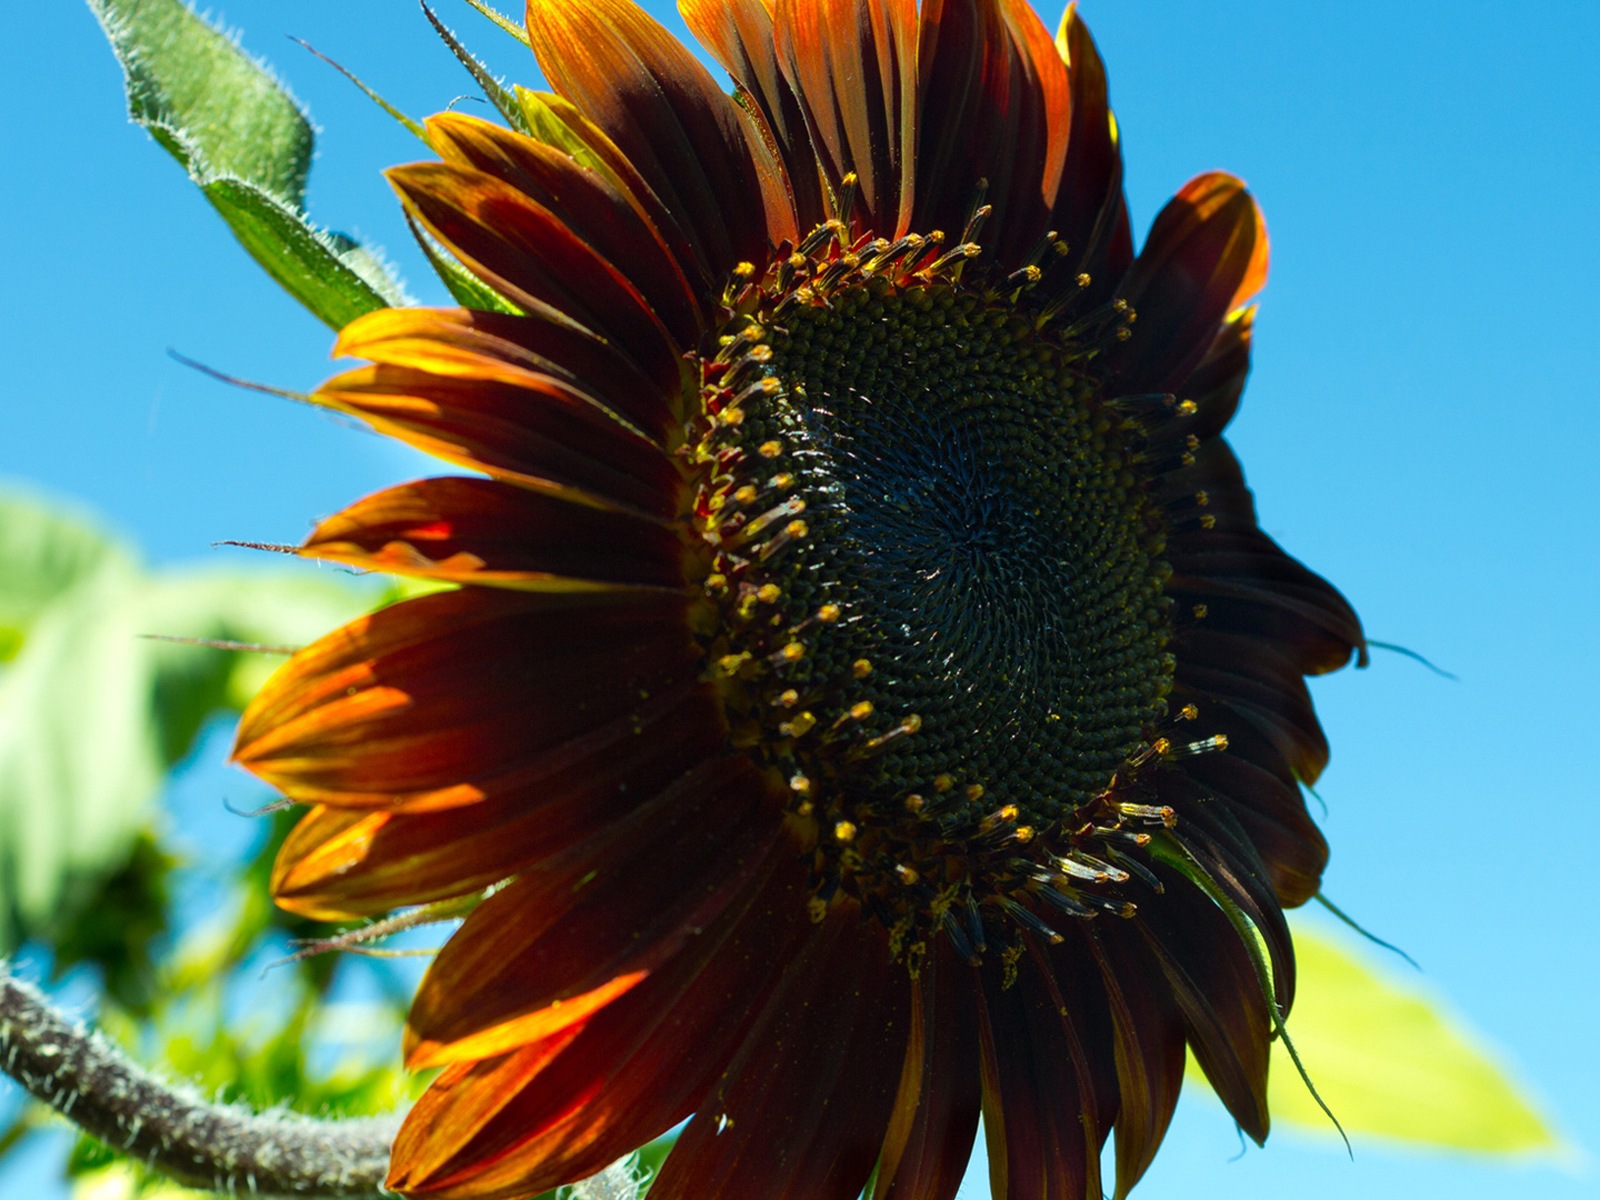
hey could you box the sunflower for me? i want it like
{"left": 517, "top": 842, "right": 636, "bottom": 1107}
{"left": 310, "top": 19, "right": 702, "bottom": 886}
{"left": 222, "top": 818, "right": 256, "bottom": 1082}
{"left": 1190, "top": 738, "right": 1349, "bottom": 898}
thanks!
{"left": 232, "top": 1, "right": 1365, "bottom": 1197}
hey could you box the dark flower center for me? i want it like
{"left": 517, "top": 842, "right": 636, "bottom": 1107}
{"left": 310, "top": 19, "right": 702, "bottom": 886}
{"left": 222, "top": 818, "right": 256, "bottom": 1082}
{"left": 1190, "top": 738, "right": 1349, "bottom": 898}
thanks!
{"left": 688, "top": 228, "right": 1179, "bottom": 954}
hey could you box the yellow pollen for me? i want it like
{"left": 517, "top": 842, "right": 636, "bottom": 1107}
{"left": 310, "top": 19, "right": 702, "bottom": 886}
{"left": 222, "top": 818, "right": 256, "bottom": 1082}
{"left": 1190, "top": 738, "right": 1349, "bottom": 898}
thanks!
{"left": 852, "top": 658, "right": 873, "bottom": 678}
{"left": 756, "top": 583, "right": 782, "bottom": 603}
{"left": 780, "top": 711, "right": 817, "bottom": 738}
{"left": 772, "top": 472, "right": 795, "bottom": 490}
{"left": 743, "top": 323, "right": 765, "bottom": 341}
{"left": 733, "top": 261, "right": 755, "bottom": 279}
{"left": 934, "top": 774, "right": 954, "bottom": 793}
{"left": 717, "top": 652, "right": 750, "bottom": 675}
{"left": 1014, "top": 826, "right": 1035, "bottom": 843}
{"left": 1180, "top": 703, "right": 1200, "bottom": 721}
{"left": 796, "top": 800, "right": 814, "bottom": 816}
{"left": 1199, "top": 514, "right": 1217, "bottom": 529}
{"left": 817, "top": 603, "right": 841, "bottom": 623}
{"left": 901, "top": 714, "right": 922, "bottom": 733}
{"left": 1195, "top": 490, "right": 1210, "bottom": 507}
{"left": 997, "top": 804, "right": 1019, "bottom": 822}
{"left": 840, "top": 172, "right": 858, "bottom": 188}
{"left": 1076, "top": 272, "right": 1091, "bottom": 288}
{"left": 777, "top": 688, "right": 799, "bottom": 707}
{"left": 790, "top": 773, "right": 811, "bottom": 794}
{"left": 895, "top": 864, "right": 920, "bottom": 885}
{"left": 967, "top": 784, "right": 986, "bottom": 802}
{"left": 1185, "top": 434, "right": 1201, "bottom": 450}
{"left": 759, "top": 377, "right": 781, "bottom": 394}
{"left": 849, "top": 701, "right": 874, "bottom": 720}
{"left": 788, "top": 252, "right": 807, "bottom": 270}
{"left": 721, "top": 407, "right": 746, "bottom": 426}
{"left": 748, "top": 344, "right": 774, "bottom": 363}
{"left": 1151, "top": 737, "right": 1172, "bottom": 756}
{"left": 904, "top": 794, "right": 925, "bottom": 813}
{"left": 784, "top": 519, "right": 809, "bottom": 538}
{"left": 834, "top": 820, "right": 857, "bottom": 843}
{"left": 759, "top": 440, "right": 783, "bottom": 458}
{"left": 735, "top": 486, "right": 758, "bottom": 505}
{"left": 1115, "top": 327, "right": 1133, "bottom": 341}
{"left": 1177, "top": 399, "right": 1199, "bottom": 416}
{"left": 705, "top": 573, "right": 727, "bottom": 592}
{"left": 1192, "top": 603, "right": 1209, "bottom": 619}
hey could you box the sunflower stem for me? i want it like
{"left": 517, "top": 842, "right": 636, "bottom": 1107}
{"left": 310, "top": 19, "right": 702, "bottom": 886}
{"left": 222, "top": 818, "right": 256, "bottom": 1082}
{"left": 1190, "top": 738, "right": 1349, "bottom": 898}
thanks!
{"left": 0, "top": 964, "right": 399, "bottom": 1196}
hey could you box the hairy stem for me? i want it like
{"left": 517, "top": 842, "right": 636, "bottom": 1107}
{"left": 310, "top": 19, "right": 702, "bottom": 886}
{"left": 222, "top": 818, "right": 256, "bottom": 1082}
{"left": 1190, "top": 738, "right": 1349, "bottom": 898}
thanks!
{"left": 0, "top": 964, "right": 398, "bottom": 1196}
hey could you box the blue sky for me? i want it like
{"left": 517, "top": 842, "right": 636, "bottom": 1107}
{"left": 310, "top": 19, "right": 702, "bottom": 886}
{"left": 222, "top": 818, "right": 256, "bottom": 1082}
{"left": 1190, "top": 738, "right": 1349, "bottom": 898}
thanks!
{"left": 2, "top": 2, "right": 1597, "bottom": 1198}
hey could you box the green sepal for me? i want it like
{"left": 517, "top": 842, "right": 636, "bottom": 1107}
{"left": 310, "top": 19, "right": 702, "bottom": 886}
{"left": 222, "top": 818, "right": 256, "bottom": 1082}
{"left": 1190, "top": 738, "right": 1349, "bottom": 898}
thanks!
{"left": 88, "top": 0, "right": 407, "bottom": 327}
{"left": 420, "top": 1, "right": 534, "bottom": 136}
{"left": 515, "top": 87, "right": 621, "bottom": 182}
{"left": 406, "top": 214, "right": 523, "bottom": 315}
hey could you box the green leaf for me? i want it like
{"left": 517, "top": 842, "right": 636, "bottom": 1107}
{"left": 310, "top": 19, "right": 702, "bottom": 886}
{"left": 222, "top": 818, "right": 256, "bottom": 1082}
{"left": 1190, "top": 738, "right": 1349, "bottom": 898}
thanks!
{"left": 0, "top": 489, "right": 128, "bottom": 661}
{"left": 87, "top": 0, "right": 405, "bottom": 326}
{"left": 0, "top": 490, "right": 376, "bottom": 948}
{"left": 1189, "top": 923, "right": 1563, "bottom": 1156}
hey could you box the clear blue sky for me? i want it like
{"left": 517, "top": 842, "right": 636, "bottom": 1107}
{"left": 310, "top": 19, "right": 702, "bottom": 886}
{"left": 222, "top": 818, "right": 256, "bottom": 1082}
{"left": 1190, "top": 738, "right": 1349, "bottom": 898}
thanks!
{"left": 2, "top": 2, "right": 1597, "bottom": 1198}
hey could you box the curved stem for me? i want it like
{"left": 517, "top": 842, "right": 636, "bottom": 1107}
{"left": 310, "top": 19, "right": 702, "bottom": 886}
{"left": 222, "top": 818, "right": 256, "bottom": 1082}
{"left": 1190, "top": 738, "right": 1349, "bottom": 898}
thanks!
{"left": 0, "top": 964, "right": 398, "bottom": 1196}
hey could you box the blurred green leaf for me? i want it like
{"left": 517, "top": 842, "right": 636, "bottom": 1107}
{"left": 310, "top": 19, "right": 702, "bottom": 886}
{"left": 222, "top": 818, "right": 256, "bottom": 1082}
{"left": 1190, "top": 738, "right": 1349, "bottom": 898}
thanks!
{"left": 0, "top": 491, "right": 128, "bottom": 661}
{"left": 1190, "top": 923, "right": 1563, "bottom": 1155}
{"left": 87, "top": 0, "right": 405, "bottom": 326}
{"left": 0, "top": 489, "right": 375, "bottom": 954}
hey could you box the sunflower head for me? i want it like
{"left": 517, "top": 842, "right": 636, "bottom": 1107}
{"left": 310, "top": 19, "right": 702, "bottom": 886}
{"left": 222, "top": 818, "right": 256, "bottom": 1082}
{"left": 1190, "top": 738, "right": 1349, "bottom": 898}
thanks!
{"left": 232, "top": 2, "right": 1365, "bottom": 1198}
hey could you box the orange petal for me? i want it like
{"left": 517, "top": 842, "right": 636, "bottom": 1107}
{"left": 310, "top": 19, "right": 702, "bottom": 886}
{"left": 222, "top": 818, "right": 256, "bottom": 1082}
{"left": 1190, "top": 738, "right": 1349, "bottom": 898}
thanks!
{"left": 388, "top": 848, "right": 814, "bottom": 1200}
{"left": 270, "top": 686, "right": 724, "bottom": 919}
{"left": 389, "top": 162, "right": 684, "bottom": 381}
{"left": 1137, "top": 871, "right": 1274, "bottom": 1145}
{"left": 774, "top": 0, "right": 918, "bottom": 236}
{"left": 1082, "top": 928, "right": 1185, "bottom": 1200}
{"left": 300, "top": 476, "right": 686, "bottom": 592}
{"left": 681, "top": 0, "right": 830, "bottom": 233}
{"left": 330, "top": 305, "right": 678, "bottom": 439}
{"left": 1111, "top": 172, "right": 1269, "bottom": 392}
{"left": 424, "top": 112, "right": 707, "bottom": 343}
{"left": 648, "top": 915, "right": 911, "bottom": 1200}
{"left": 1043, "top": 5, "right": 1133, "bottom": 308}
{"left": 525, "top": 0, "right": 791, "bottom": 275}
{"left": 233, "top": 589, "right": 700, "bottom": 811}
{"left": 403, "top": 754, "right": 781, "bottom": 1067}
{"left": 872, "top": 942, "right": 982, "bottom": 1200}
{"left": 915, "top": 0, "right": 1070, "bottom": 262}
{"left": 975, "top": 941, "right": 1105, "bottom": 1200}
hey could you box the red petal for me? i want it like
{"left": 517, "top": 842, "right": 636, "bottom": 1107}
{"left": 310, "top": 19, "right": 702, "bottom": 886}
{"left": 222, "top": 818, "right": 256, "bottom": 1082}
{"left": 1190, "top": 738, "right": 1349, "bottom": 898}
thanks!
{"left": 525, "top": 0, "right": 791, "bottom": 276}
{"left": 1111, "top": 172, "right": 1269, "bottom": 392}
{"left": 681, "top": 0, "right": 830, "bottom": 232}
{"left": 330, "top": 304, "right": 680, "bottom": 440}
{"left": 388, "top": 162, "right": 684, "bottom": 380}
{"left": 1137, "top": 873, "right": 1273, "bottom": 1144}
{"left": 405, "top": 753, "right": 782, "bottom": 1066}
{"left": 270, "top": 685, "right": 724, "bottom": 919}
{"left": 232, "top": 589, "right": 699, "bottom": 811}
{"left": 649, "top": 914, "right": 911, "bottom": 1200}
{"left": 1083, "top": 928, "right": 1186, "bottom": 1200}
{"left": 388, "top": 848, "right": 815, "bottom": 1200}
{"left": 873, "top": 943, "right": 982, "bottom": 1200}
{"left": 300, "top": 476, "right": 686, "bottom": 592}
{"left": 915, "top": 0, "right": 1070, "bottom": 262}
{"left": 975, "top": 941, "right": 1104, "bottom": 1200}
{"left": 425, "top": 112, "right": 707, "bottom": 343}
{"left": 774, "top": 0, "right": 918, "bottom": 236}
{"left": 1045, "top": 6, "right": 1132, "bottom": 307}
